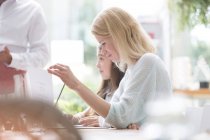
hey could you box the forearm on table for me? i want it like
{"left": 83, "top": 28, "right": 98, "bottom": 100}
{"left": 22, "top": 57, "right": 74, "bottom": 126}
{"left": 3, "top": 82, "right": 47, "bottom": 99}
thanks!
{"left": 73, "top": 83, "right": 110, "bottom": 118}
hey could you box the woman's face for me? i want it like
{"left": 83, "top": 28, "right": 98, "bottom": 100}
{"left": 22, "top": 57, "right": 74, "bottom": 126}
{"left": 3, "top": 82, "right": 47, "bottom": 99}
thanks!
{"left": 96, "top": 53, "right": 112, "bottom": 80}
{"left": 95, "top": 35, "right": 119, "bottom": 62}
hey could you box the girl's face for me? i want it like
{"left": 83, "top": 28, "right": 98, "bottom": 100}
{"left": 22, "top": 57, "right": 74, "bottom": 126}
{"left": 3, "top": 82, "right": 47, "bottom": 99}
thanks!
{"left": 95, "top": 35, "right": 119, "bottom": 62}
{"left": 96, "top": 53, "right": 112, "bottom": 80}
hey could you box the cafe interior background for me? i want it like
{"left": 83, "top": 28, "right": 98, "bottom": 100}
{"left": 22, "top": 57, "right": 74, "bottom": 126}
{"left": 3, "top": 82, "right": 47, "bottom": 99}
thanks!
{"left": 35, "top": 0, "right": 210, "bottom": 122}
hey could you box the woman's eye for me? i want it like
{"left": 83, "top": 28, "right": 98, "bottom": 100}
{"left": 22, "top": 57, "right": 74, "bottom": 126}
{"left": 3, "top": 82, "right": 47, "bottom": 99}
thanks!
{"left": 101, "top": 42, "right": 106, "bottom": 46}
{"left": 99, "top": 42, "right": 106, "bottom": 48}
{"left": 99, "top": 57, "right": 104, "bottom": 61}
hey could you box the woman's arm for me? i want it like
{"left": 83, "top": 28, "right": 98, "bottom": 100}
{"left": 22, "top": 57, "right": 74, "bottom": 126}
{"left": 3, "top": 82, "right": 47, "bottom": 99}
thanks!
{"left": 48, "top": 63, "right": 110, "bottom": 118}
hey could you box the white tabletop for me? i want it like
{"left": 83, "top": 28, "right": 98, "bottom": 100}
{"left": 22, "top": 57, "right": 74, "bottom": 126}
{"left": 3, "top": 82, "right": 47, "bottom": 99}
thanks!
{"left": 78, "top": 128, "right": 143, "bottom": 140}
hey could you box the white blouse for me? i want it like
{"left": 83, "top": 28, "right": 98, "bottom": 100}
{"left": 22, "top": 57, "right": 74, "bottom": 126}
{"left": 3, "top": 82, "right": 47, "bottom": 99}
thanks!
{"left": 104, "top": 53, "right": 172, "bottom": 128}
{"left": 0, "top": 0, "right": 49, "bottom": 70}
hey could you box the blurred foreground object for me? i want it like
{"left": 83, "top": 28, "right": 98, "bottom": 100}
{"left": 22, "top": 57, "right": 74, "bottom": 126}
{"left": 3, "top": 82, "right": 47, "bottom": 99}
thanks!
{"left": 140, "top": 95, "right": 195, "bottom": 139}
{"left": 0, "top": 99, "right": 81, "bottom": 140}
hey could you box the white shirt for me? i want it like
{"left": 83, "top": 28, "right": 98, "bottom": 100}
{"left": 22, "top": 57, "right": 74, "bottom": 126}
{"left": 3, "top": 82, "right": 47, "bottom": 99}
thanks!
{"left": 0, "top": 0, "right": 49, "bottom": 70}
{"left": 104, "top": 53, "right": 172, "bottom": 128}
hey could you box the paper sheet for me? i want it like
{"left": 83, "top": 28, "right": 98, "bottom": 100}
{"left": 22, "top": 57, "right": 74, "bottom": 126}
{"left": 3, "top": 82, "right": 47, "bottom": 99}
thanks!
{"left": 26, "top": 67, "right": 54, "bottom": 104}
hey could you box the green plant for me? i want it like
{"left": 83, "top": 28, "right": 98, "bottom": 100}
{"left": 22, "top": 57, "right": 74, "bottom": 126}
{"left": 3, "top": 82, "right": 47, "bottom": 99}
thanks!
{"left": 55, "top": 77, "right": 99, "bottom": 114}
{"left": 76, "top": 0, "right": 100, "bottom": 66}
{"left": 56, "top": 88, "right": 88, "bottom": 114}
{"left": 168, "top": 0, "right": 210, "bottom": 30}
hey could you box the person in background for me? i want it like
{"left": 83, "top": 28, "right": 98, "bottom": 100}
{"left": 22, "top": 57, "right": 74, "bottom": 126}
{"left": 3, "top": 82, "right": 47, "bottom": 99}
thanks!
{"left": 0, "top": 0, "right": 49, "bottom": 96}
{"left": 65, "top": 47, "right": 124, "bottom": 128}
{"left": 48, "top": 7, "right": 172, "bottom": 129}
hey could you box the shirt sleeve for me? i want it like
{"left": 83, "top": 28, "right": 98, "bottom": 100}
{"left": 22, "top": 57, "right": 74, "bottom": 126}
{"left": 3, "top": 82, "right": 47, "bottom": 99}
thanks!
{"left": 98, "top": 116, "right": 112, "bottom": 128}
{"left": 9, "top": 6, "right": 49, "bottom": 70}
{"left": 105, "top": 56, "right": 159, "bottom": 128}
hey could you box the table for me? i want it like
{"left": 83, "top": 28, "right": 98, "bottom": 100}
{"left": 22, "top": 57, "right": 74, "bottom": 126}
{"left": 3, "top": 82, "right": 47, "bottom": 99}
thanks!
{"left": 77, "top": 127, "right": 210, "bottom": 140}
{"left": 174, "top": 89, "right": 210, "bottom": 106}
{"left": 174, "top": 89, "right": 210, "bottom": 97}
{"left": 78, "top": 128, "right": 143, "bottom": 140}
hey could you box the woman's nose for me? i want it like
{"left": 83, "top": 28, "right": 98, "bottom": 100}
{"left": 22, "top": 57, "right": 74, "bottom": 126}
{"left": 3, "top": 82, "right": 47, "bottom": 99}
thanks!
{"left": 96, "top": 62, "right": 100, "bottom": 68}
{"left": 101, "top": 50, "right": 107, "bottom": 56}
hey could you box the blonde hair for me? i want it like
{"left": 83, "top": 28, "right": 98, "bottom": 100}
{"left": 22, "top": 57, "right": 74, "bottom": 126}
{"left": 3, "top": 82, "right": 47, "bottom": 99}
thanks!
{"left": 91, "top": 7, "right": 155, "bottom": 65}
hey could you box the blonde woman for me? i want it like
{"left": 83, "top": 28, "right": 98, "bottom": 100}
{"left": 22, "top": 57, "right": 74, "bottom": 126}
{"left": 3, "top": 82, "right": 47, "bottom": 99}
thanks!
{"left": 48, "top": 7, "right": 172, "bottom": 129}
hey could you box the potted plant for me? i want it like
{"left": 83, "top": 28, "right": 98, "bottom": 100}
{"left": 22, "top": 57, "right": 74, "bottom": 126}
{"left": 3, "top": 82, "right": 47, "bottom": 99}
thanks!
{"left": 168, "top": 0, "right": 210, "bottom": 30}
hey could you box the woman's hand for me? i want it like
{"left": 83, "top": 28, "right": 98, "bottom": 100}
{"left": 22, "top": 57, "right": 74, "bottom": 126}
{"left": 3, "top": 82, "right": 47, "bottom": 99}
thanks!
{"left": 79, "top": 115, "right": 99, "bottom": 127}
{"left": 48, "top": 63, "right": 80, "bottom": 90}
{"left": 63, "top": 113, "right": 84, "bottom": 125}
{"left": 63, "top": 114, "right": 78, "bottom": 125}
{"left": 127, "top": 123, "right": 140, "bottom": 130}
